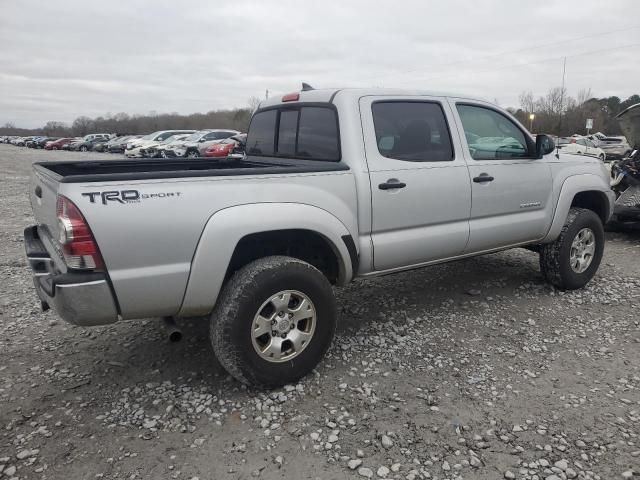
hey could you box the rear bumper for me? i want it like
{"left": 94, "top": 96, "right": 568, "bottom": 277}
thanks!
{"left": 24, "top": 226, "right": 119, "bottom": 326}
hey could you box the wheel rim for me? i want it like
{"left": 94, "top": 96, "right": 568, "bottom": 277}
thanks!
{"left": 251, "top": 290, "right": 317, "bottom": 363}
{"left": 161, "top": 151, "right": 167, "bottom": 158}
{"left": 188, "top": 151, "right": 198, "bottom": 158}
{"left": 570, "top": 227, "right": 596, "bottom": 273}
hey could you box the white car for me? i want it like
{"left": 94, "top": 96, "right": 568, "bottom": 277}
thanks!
{"left": 125, "top": 130, "right": 195, "bottom": 158}
{"left": 557, "top": 137, "right": 606, "bottom": 161}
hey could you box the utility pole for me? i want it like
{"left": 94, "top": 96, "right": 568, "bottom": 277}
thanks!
{"left": 558, "top": 57, "right": 567, "bottom": 134}
{"left": 265, "top": 89, "right": 269, "bottom": 100}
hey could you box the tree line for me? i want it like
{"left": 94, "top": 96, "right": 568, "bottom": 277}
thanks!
{"left": 509, "top": 88, "right": 639, "bottom": 137}
{"left": 0, "top": 105, "right": 254, "bottom": 137}
{"left": 1, "top": 92, "right": 638, "bottom": 138}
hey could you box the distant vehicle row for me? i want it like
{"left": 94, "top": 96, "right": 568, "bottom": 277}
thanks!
{"left": 0, "top": 130, "right": 247, "bottom": 158}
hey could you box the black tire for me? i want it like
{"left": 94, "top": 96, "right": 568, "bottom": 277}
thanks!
{"left": 210, "top": 256, "right": 337, "bottom": 387}
{"left": 187, "top": 149, "right": 199, "bottom": 158}
{"left": 539, "top": 207, "right": 604, "bottom": 290}
{"left": 80, "top": 146, "right": 88, "bottom": 152}
{"left": 598, "top": 154, "right": 605, "bottom": 161}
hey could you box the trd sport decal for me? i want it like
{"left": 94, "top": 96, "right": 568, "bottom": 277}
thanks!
{"left": 81, "top": 190, "right": 182, "bottom": 205}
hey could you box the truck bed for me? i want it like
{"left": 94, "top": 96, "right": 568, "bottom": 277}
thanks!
{"left": 35, "top": 156, "right": 350, "bottom": 183}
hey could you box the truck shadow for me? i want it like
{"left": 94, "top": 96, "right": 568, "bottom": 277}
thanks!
{"left": 97, "top": 248, "right": 543, "bottom": 384}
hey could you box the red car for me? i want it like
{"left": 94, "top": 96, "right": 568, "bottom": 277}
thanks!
{"left": 45, "top": 138, "right": 75, "bottom": 150}
{"left": 203, "top": 134, "right": 246, "bottom": 157}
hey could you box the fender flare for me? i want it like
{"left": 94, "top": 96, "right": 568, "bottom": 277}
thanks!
{"left": 178, "top": 203, "right": 355, "bottom": 317}
{"left": 542, "top": 174, "right": 614, "bottom": 243}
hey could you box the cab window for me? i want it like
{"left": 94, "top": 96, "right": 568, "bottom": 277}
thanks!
{"left": 456, "top": 104, "right": 530, "bottom": 160}
{"left": 371, "top": 101, "right": 453, "bottom": 162}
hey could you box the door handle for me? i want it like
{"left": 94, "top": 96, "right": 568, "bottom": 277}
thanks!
{"left": 473, "top": 174, "right": 494, "bottom": 183}
{"left": 378, "top": 179, "right": 406, "bottom": 190}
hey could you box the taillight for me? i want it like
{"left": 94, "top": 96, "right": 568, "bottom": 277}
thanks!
{"left": 56, "top": 195, "right": 104, "bottom": 271}
{"left": 282, "top": 92, "right": 299, "bottom": 102}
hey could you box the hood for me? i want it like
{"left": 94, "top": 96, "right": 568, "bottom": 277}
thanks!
{"left": 616, "top": 103, "right": 640, "bottom": 148}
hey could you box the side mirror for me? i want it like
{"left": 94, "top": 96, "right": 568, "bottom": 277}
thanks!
{"left": 535, "top": 134, "right": 555, "bottom": 159}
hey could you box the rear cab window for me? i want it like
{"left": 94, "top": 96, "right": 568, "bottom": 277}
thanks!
{"left": 246, "top": 105, "right": 340, "bottom": 161}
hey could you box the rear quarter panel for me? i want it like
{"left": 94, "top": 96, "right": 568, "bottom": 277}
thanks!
{"left": 59, "top": 171, "right": 357, "bottom": 319}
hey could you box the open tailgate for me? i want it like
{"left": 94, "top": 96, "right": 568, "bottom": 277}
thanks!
{"left": 617, "top": 103, "right": 640, "bottom": 149}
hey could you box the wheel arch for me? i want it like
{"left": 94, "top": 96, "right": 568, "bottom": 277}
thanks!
{"left": 542, "top": 174, "right": 614, "bottom": 243}
{"left": 178, "top": 203, "right": 356, "bottom": 317}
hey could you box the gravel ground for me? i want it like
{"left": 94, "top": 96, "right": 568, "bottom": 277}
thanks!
{"left": 1, "top": 144, "right": 639, "bottom": 480}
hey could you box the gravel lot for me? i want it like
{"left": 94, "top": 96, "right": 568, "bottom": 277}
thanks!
{"left": 1, "top": 144, "right": 639, "bottom": 480}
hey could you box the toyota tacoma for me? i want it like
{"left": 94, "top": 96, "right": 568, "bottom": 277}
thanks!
{"left": 25, "top": 86, "right": 615, "bottom": 387}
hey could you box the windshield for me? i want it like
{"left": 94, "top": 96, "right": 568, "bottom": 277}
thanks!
{"left": 141, "top": 133, "right": 157, "bottom": 140}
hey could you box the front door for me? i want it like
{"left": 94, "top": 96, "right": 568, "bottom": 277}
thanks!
{"left": 449, "top": 100, "right": 554, "bottom": 253}
{"left": 360, "top": 96, "right": 472, "bottom": 271}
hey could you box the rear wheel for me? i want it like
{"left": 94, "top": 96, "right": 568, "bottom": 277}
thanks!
{"left": 210, "top": 256, "right": 337, "bottom": 387}
{"left": 598, "top": 154, "right": 605, "bottom": 161}
{"left": 80, "top": 146, "right": 88, "bottom": 152}
{"left": 539, "top": 207, "right": 604, "bottom": 289}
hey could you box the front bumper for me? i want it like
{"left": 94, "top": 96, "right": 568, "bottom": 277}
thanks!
{"left": 24, "top": 226, "right": 119, "bottom": 326}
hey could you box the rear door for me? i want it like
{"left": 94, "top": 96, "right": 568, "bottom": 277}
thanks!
{"left": 449, "top": 100, "right": 553, "bottom": 252}
{"left": 360, "top": 96, "right": 472, "bottom": 271}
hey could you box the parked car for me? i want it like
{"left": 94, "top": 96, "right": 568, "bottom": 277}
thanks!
{"left": 203, "top": 134, "right": 247, "bottom": 157}
{"left": 143, "top": 134, "right": 191, "bottom": 158}
{"left": 106, "top": 135, "right": 139, "bottom": 153}
{"left": 22, "top": 136, "right": 40, "bottom": 148}
{"left": 12, "top": 137, "right": 28, "bottom": 146}
{"left": 83, "top": 133, "right": 111, "bottom": 142}
{"left": 33, "top": 137, "right": 58, "bottom": 149}
{"left": 25, "top": 87, "right": 614, "bottom": 387}
{"left": 44, "top": 138, "right": 75, "bottom": 150}
{"left": 62, "top": 138, "right": 83, "bottom": 150}
{"left": 70, "top": 137, "right": 109, "bottom": 152}
{"left": 587, "top": 133, "right": 632, "bottom": 160}
{"left": 165, "top": 130, "right": 240, "bottom": 158}
{"left": 557, "top": 136, "right": 606, "bottom": 161}
{"left": 125, "top": 130, "right": 195, "bottom": 158}
{"left": 94, "top": 135, "right": 128, "bottom": 153}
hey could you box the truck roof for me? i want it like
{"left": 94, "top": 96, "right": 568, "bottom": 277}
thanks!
{"left": 258, "top": 87, "right": 489, "bottom": 109}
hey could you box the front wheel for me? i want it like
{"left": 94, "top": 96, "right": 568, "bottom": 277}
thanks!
{"left": 598, "top": 154, "right": 605, "bottom": 161}
{"left": 80, "top": 146, "right": 88, "bottom": 152}
{"left": 187, "top": 150, "right": 199, "bottom": 158}
{"left": 539, "top": 207, "right": 604, "bottom": 289}
{"left": 210, "top": 256, "right": 337, "bottom": 387}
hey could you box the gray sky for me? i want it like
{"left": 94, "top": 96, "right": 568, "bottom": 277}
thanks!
{"left": 1, "top": 0, "right": 639, "bottom": 128}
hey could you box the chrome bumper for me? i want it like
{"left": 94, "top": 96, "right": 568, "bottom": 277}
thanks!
{"left": 24, "top": 226, "right": 119, "bottom": 326}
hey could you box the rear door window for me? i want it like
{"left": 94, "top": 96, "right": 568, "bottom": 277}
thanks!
{"left": 372, "top": 101, "right": 453, "bottom": 161}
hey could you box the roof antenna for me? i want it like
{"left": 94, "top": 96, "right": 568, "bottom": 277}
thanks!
{"left": 301, "top": 82, "right": 314, "bottom": 92}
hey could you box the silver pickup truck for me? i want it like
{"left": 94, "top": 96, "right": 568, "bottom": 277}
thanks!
{"left": 25, "top": 87, "right": 615, "bottom": 387}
